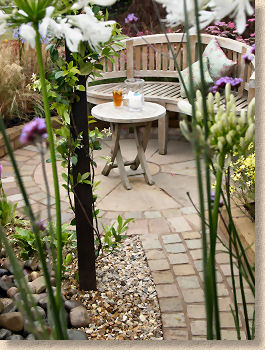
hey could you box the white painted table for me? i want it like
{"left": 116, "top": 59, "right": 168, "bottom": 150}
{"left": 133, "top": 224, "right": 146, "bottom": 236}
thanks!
{"left": 91, "top": 102, "right": 166, "bottom": 190}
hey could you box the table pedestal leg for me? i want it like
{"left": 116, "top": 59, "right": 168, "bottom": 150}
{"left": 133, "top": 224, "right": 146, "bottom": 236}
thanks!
{"left": 134, "top": 125, "right": 154, "bottom": 185}
{"left": 131, "top": 122, "right": 152, "bottom": 171}
{"left": 102, "top": 123, "right": 131, "bottom": 190}
{"left": 102, "top": 123, "right": 120, "bottom": 176}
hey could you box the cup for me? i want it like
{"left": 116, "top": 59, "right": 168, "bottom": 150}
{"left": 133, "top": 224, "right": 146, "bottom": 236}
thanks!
{"left": 125, "top": 78, "right": 144, "bottom": 111}
{"left": 112, "top": 89, "right": 123, "bottom": 107}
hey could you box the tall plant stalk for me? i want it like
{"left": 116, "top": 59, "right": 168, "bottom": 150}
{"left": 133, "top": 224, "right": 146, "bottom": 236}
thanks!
{"left": 0, "top": 117, "right": 66, "bottom": 339}
{"left": 33, "top": 25, "right": 65, "bottom": 319}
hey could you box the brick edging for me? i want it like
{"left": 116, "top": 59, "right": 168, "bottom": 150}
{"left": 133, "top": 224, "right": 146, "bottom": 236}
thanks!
{"left": 0, "top": 117, "right": 60, "bottom": 158}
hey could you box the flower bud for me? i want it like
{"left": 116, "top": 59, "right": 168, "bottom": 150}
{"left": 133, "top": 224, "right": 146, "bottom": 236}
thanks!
{"left": 225, "top": 83, "right": 231, "bottom": 102}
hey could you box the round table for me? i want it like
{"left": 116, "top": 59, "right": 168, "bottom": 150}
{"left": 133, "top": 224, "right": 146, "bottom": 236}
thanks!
{"left": 91, "top": 102, "right": 166, "bottom": 190}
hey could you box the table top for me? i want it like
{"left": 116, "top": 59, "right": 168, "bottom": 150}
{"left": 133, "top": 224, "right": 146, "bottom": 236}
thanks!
{"left": 91, "top": 102, "right": 166, "bottom": 123}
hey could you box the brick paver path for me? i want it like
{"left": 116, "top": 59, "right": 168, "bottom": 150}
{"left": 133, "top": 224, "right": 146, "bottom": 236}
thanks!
{"left": 1, "top": 129, "right": 254, "bottom": 340}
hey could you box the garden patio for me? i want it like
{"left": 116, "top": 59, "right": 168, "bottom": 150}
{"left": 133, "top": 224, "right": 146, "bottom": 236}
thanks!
{"left": 0, "top": 126, "right": 254, "bottom": 340}
{"left": 0, "top": 0, "right": 255, "bottom": 343}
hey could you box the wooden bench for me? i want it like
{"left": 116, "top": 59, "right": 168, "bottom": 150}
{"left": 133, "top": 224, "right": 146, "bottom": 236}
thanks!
{"left": 86, "top": 33, "right": 255, "bottom": 154}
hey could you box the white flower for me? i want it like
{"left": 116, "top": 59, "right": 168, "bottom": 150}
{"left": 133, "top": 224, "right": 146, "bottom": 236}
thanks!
{"left": 39, "top": 6, "right": 62, "bottom": 38}
{"left": 58, "top": 19, "right": 83, "bottom": 52}
{"left": 19, "top": 23, "right": 36, "bottom": 48}
{"left": 155, "top": 0, "right": 253, "bottom": 34}
{"left": 67, "top": 7, "right": 115, "bottom": 51}
{"left": 72, "top": 0, "right": 117, "bottom": 10}
{"left": 209, "top": 0, "right": 254, "bottom": 34}
{"left": 0, "top": 10, "right": 8, "bottom": 35}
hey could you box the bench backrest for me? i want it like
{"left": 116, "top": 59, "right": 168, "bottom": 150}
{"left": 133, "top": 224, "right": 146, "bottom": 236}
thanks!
{"left": 90, "top": 33, "right": 254, "bottom": 98}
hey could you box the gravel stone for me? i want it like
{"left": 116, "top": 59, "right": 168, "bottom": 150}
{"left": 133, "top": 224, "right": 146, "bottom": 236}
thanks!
{"left": 70, "top": 306, "right": 90, "bottom": 328}
{"left": 0, "top": 328, "right": 12, "bottom": 339}
{"left": 63, "top": 236, "right": 163, "bottom": 340}
{"left": 0, "top": 312, "right": 24, "bottom": 332}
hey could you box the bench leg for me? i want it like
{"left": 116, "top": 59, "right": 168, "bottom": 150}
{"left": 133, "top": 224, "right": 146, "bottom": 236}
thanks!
{"left": 102, "top": 123, "right": 120, "bottom": 176}
{"left": 158, "top": 113, "right": 168, "bottom": 155}
{"left": 130, "top": 123, "right": 152, "bottom": 170}
{"left": 134, "top": 126, "right": 154, "bottom": 186}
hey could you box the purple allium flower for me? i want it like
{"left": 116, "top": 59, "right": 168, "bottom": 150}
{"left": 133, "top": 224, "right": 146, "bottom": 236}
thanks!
{"left": 0, "top": 165, "right": 2, "bottom": 179}
{"left": 210, "top": 191, "right": 224, "bottom": 207}
{"left": 125, "top": 13, "right": 138, "bottom": 24}
{"left": 20, "top": 118, "right": 48, "bottom": 145}
{"left": 38, "top": 220, "right": 47, "bottom": 231}
{"left": 251, "top": 44, "right": 255, "bottom": 55}
{"left": 242, "top": 52, "right": 254, "bottom": 64}
{"left": 215, "top": 77, "right": 242, "bottom": 89}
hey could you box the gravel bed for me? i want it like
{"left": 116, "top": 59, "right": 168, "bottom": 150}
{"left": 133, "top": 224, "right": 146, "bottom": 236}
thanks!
{"left": 64, "top": 235, "right": 163, "bottom": 340}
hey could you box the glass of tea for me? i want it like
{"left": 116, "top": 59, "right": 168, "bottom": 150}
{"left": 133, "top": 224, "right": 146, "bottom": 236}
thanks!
{"left": 112, "top": 89, "right": 123, "bottom": 107}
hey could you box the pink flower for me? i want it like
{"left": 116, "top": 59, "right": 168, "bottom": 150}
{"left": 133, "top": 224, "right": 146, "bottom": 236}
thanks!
{"left": 227, "top": 22, "right": 236, "bottom": 29}
{"left": 248, "top": 18, "right": 255, "bottom": 22}
{"left": 20, "top": 118, "right": 48, "bottom": 145}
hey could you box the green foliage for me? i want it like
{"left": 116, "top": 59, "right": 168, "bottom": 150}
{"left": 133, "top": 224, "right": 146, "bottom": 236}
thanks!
{"left": 97, "top": 215, "right": 134, "bottom": 254}
{"left": 12, "top": 223, "right": 77, "bottom": 260}
{"left": 0, "top": 198, "right": 17, "bottom": 226}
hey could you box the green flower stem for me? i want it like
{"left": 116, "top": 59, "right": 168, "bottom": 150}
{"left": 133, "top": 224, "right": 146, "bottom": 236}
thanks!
{"left": 0, "top": 117, "right": 62, "bottom": 339}
{"left": 34, "top": 26, "right": 68, "bottom": 339}
{"left": 183, "top": 0, "right": 213, "bottom": 339}
{"left": 225, "top": 168, "right": 241, "bottom": 339}
{"left": 208, "top": 153, "right": 225, "bottom": 339}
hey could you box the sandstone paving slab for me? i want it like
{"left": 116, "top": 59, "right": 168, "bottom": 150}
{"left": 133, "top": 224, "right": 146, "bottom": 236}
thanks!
{"left": 218, "top": 297, "right": 235, "bottom": 312}
{"left": 217, "top": 283, "right": 229, "bottom": 296}
{"left": 183, "top": 289, "right": 205, "bottom": 303}
{"left": 144, "top": 211, "right": 161, "bottom": 219}
{"left": 216, "top": 253, "right": 231, "bottom": 264}
{"left": 148, "top": 218, "right": 170, "bottom": 234}
{"left": 153, "top": 172, "right": 199, "bottom": 207}
{"left": 161, "top": 233, "right": 181, "bottom": 244}
{"left": 190, "top": 320, "right": 207, "bottom": 336}
{"left": 97, "top": 178, "right": 178, "bottom": 212}
{"left": 177, "top": 276, "right": 201, "bottom": 289}
{"left": 164, "top": 243, "right": 186, "bottom": 254}
{"left": 180, "top": 206, "right": 198, "bottom": 215}
{"left": 146, "top": 250, "right": 166, "bottom": 260}
{"left": 182, "top": 231, "right": 201, "bottom": 240}
{"left": 185, "top": 239, "right": 202, "bottom": 250}
{"left": 221, "top": 330, "right": 246, "bottom": 340}
{"left": 151, "top": 271, "right": 174, "bottom": 284}
{"left": 156, "top": 284, "right": 179, "bottom": 298}
{"left": 148, "top": 259, "right": 170, "bottom": 271}
{"left": 219, "top": 264, "right": 239, "bottom": 276}
{"left": 124, "top": 211, "right": 142, "bottom": 219}
{"left": 161, "top": 313, "right": 186, "bottom": 328}
{"left": 140, "top": 236, "right": 162, "bottom": 250}
{"left": 159, "top": 297, "right": 183, "bottom": 312}
{"left": 184, "top": 214, "right": 201, "bottom": 230}
{"left": 127, "top": 219, "right": 149, "bottom": 235}
{"left": 219, "top": 312, "right": 242, "bottom": 328}
{"left": 168, "top": 253, "right": 189, "bottom": 265}
{"left": 163, "top": 328, "right": 189, "bottom": 340}
{"left": 173, "top": 264, "right": 196, "bottom": 276}
{"left": 190, "top": 249, "right": 202, "bottom": 260}
{"left": 167, "top": 216, "right": 192, "bottom": 232}
{"left": 148, "top": 140, "right": 194, "bottom": 165}
{"left": 187, "top": 304, "right": 206, "bottom": 319}
{"left": 161, "top": 207, "right": 181, "bottom": 217}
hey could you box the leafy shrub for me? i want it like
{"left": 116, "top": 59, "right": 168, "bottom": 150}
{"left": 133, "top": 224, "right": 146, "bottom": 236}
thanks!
{"left": 12, "top": 223, "right": 77, "bottom": 260}
{"left": 0, "top": 43, "right": 47, "bottom": 125}
{"left": 230, "top": 143, "right": 255, "bottom": 220}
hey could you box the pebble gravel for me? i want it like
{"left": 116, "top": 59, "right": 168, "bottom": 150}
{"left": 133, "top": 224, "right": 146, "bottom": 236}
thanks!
{"left": 63, "top": 236, "right": 163, "bottom": 340}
